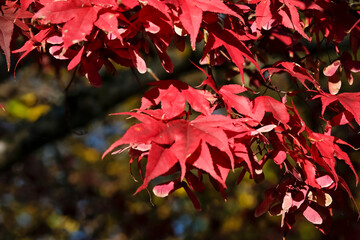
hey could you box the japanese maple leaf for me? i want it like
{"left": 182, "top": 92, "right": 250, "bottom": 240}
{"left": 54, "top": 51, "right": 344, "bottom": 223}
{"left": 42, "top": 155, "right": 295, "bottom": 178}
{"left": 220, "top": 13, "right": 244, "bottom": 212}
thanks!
{"left": 314, "top": 92, "right": 360, "bottom": 126}
{"left": 255, "top": 0, "right": 316, "bottom": 40}
{"left": 103, "top": 113, "right": 238, "bottom": 194}
{"left": 278, "top": 0, "right": 311, "bottom": 41}
{"left": 0, "top": 1, "right": 32, "bottom": 70}
{"left": 20, "top": 0, "right": 33, "bottom": 10}
{"left": 140, "top": 80, "right": 214, "bottom": 119}
{"left": 153, "top": 116, "right": 235, "bottom": 182}
{"left": 255, "top": 0, "right": 272, "bottom": 31}
{"left": 198, "top": 76, "right": 251, "bottom": 118}
{"left": 218, "top": 84, "right": 253, "bottom": 116}
{"left": 307, "top": 130, "right": 358, "bottom": 185}
{"left": 134, "top": 5, "right": 173, "bottom": 72}
{"left": 33, "top": 0, "right": 102, "bottom": 48}
{"left": 12, "top": 28, "right": 53, "bottom": 71}
{"left": 201, "top": 77, "right": 288, "bottom": 124}
{"left": 0, "top": 3, "right": 15, "bottom": 71}
{"left": 252, "top": 96, "right": 290, "bottom": 124}
{"left": 203, "top": 25, "right": 260, "bottom": 83}
{"left": 163, "top": 0, "right": 241, "bottom": 49}
{"left": 263, "top": 61, "right": 319, "bottom": 90}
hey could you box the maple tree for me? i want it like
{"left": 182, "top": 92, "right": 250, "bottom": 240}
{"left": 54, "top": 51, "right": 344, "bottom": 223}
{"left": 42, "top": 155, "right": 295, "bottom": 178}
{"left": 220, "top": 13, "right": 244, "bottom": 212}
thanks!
{"left": 1, "top": 0, "right": 360, "bottom": 237}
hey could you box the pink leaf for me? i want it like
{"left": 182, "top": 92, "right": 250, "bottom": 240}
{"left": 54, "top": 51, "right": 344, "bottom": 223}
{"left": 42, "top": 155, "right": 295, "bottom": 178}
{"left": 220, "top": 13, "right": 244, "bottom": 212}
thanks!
{"left": 303, "top": 206, "right": 323, "bottom": 225}
{"left": 316, "top": 175, "right": 334, "bottom": 188}
{"left": 328, "top": 74, "right": 341, "bottom": 95}
{"left": 323, "top": 60, "right": 341, "bottom": 76}
{"left": 153, "top": 181, "right": 180, "bottom": 197}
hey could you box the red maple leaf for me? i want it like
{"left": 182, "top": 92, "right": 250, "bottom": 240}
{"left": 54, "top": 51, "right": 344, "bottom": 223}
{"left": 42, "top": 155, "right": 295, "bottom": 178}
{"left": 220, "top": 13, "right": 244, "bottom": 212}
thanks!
{"left": 254, "top": 0, "right": 319, "bottom": 41}
{"left": 203, "top": 25, "right": 260, "bottom": 83}
{"left": 254, "top": 0, "right": 272, "bottom": 31}
{"left": 252, "top": 96, "right": 290, "bottom": 124}
{"left": 12, "top": 28, "right": 53, "bottom": 71}
{"left": 0, "top": 1, "right": 32, "bottom": 70}
{"left": 140, "top": 80, "right": 214, "bottom": 119}
{"left": 161, "top": 0, "right": 241, "bottom": 49}
{"left": 103, "top": 112, "right": 254, "bottom": 194}
{"left": 33, "top": 0, "right": 108, "bottom": 48}
{"left": 0, "top": 2, "right": 15, "bottom": 71}
{"left": 264, "top": 61, "right": 319, "bottom": 90}
{"left": 314, "top": 92, "right": 360, "bottom": 126}
{"left": 307, "top": 129, "right": 358, "bottom": 185}
{"left": 201, "top": 76, "right": 289, "bottom": 124}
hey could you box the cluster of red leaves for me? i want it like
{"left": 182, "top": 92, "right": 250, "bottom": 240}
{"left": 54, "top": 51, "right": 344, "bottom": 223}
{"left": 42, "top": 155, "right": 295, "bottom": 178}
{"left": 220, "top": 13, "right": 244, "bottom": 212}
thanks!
{"left": 2, "top": 0, "right": 360, "bottom": 235}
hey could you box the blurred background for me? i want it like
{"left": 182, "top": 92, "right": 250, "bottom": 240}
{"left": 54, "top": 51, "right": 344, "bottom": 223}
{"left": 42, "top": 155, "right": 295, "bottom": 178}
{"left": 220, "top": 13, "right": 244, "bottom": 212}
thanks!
{"left": 0, "top": 44, "right": 360, "bottom": 240}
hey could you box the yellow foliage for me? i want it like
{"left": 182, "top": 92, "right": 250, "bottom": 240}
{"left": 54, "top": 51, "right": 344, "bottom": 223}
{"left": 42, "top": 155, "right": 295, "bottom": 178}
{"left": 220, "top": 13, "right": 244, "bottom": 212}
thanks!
{"left": 237, "top": 191, "right": 256, "bottom": 209}
{"left": 127, "top": 201, "right": 151, "bottom": 215}
{"left": 7, "top": 99, "right": 28, "bottom": 119}
{"left": 106, "top": 161, "right": 125, "bottom": 176}
{"left": 20, "top": 93, "right": 37, "bottom": 107}
{"left": 173, "top": 187, "right": 187, "bottom": 198}
{"left": 82, "top": 147, "right": 101, "bottom": 162}
{"left": 99, "top": 182, "right": 118, "bottom": 197}
{"left": 221, "top": 216, "right": 243, "bottom": 233}
{"left": 47, "top": 213, "right": 79, "bottom": 233}
{"left": 63, "top": 217, "right": 80, "bottom": 233}
{"left": 157, "top": 205, "right": 171, "bottom": 220}
{"left": 27, "top": 104, "right": 51, "bottom": 122}
{"left": 72, "top": 143, "right": 101, "bottom": 162}
{"left": 6, "top": 98, "right": 50, "bottom": 122}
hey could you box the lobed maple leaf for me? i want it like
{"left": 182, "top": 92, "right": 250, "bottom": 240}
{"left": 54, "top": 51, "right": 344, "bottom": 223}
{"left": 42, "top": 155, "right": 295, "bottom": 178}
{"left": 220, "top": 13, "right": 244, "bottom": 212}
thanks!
{"left": 254, "top": 0, "right": 320, "bottom": 41}
{"left": 202, "top": 25, "right": 260, "bottom": 83}
{"left": 0, "top": 1, "right": 32, "bottom": 70}
{"left": 277, "top": 0, "right": 313, "bottom": 41}
{"left": 158, "top": 0, "right": 241, "bottom": 49}
{"left": 33, "top": 0, "right": 118, "bottom": 49}
{"left": 307, "top": 129, "right": 358, "bottom": 185}
{"left": 0, "top": 2, "right": 15, "bottom": 71}
{"left": 202, "top": 77, "right": 289, "bottom": 124}
{"left": 12, "top": 28, "right": 53, "bottom": 71}
{"left": 132, "top": 5, "right": 174, "bottom": 72}
{"left": 310, "top": 0, "right": 356, "bottom": 44}
{"left": 314, "top": 92, "right": 360, "bottom": 126}
{"left": 263, "top": 61, "right": 319, "bottom": 90}
{"left": 104, "top": 112, "right": 242, "bottom": 192}
{"left": 252, "top": 96, "right": 290, "bottom": 124}
{"left": 140, "top": 80, "right": 214, "bottom": 119}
